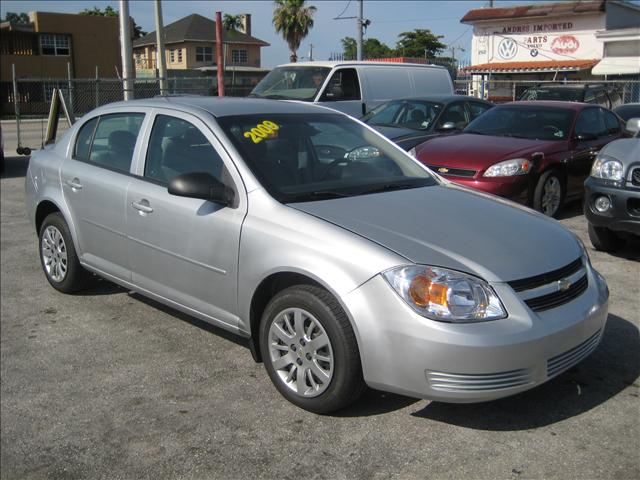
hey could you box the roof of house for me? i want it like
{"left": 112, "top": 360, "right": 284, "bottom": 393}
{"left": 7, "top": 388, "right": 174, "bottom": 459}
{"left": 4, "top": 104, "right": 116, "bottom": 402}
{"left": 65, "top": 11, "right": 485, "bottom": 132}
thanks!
{"left": 461, "top": 1, "right": 606, "bottom": 23}
{"left": 463, "top": 59, "right": 600, "bottom": 74}
{"left": 133, "top": 13, "right": 269, "bottom": 48}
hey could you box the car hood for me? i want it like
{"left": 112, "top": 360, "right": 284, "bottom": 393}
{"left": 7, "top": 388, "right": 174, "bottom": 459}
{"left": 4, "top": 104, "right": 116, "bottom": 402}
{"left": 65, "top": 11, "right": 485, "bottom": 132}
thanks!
{"left": 290, "top": 184, "right": 581, "bottom": 283}
{"left": 415, "top": 133, "right": 561, "bottom": 170}
{"left": 600, "top": 138, "right": 640, "bottom": 165}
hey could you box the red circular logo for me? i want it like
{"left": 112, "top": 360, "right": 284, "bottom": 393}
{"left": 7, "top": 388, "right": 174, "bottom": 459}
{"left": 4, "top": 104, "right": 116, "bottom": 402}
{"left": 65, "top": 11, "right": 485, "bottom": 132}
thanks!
{"left": 551, "top": 35, "right": 580, "bottom": 55}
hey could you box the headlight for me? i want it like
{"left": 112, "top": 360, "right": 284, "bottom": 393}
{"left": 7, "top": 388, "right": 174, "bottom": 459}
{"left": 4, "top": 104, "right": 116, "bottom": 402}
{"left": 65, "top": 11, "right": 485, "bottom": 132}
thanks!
{"left": 408, "top": 147, "right": 417, "bottom": 158}
{"left": 383, "top": 265, "right": 506, "bottom": 323}
{"left": 483, "top": 158, "right": 532, "bottom": 177}
{"left": 590, "top": 155, "right": 623, "bottom": 181}
{"left": 347, "top": 146, "right": 381, "bottom": 160}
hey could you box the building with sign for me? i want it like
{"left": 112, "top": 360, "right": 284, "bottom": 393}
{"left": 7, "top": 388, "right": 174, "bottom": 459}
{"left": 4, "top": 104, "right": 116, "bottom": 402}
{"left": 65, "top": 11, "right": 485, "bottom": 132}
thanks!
{"left": 460, "top": 0, "right": 640, "bottom": 101}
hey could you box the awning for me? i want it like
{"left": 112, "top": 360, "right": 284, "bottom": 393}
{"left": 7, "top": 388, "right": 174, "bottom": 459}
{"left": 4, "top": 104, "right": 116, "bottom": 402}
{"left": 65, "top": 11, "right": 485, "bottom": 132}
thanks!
{"left": 592, "top": 57, "right": 640, "bottom": 76}
{"left": 464, "top": 59, "right": 599, "bottom": 74}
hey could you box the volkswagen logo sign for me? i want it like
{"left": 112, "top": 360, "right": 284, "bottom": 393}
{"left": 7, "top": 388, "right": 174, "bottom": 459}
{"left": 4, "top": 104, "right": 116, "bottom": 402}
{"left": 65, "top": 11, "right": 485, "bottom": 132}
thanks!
{"left": 498, "top": 38, "right": 518, "bottom": 60}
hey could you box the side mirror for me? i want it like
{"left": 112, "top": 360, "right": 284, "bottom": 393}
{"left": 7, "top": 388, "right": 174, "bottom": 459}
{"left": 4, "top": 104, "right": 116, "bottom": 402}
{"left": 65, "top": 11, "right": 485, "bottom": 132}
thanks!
{"left": 438, "top": 121, "right": 457, "bottom": 131}
{"left": 168, "top": 172, "right": 235, "bottom": 206}
{"left": 575, "top": 132, "right": 598, "bottom": 142}
{"left": 626, "top": 118, "right": 640, "bottom": 136}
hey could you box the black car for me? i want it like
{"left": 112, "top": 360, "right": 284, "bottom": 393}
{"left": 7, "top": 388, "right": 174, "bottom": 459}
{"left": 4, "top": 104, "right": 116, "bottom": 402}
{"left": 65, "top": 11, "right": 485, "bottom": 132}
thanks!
{"left": 614, "top": 103, "right": 640, "bottom": 122}
{"left": 362, "top": 95, "right": 493, "bottom": 152}
{"left": 519, "top": 84, "right": 622, "bottom": 109}
{"left": 584, "top": 131, "right": 640, "bottom": 252}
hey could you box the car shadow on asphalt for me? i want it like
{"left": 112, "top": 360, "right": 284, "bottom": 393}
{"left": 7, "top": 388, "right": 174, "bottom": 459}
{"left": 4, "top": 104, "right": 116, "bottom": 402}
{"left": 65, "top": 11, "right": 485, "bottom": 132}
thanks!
{"left": 1, "top": 155, "right": 30, "bottom": 179}
{"left": 411, "top": 314, "right": 639, "bottom": 430}
{"left": 556, "top": 199, "right": 583, "bottom": 220}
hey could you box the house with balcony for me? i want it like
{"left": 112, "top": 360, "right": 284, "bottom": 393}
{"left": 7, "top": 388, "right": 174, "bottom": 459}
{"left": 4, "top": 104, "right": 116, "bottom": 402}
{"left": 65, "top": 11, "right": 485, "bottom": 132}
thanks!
{"left": 132, "top": 13, "right": 270, "bottom": 87}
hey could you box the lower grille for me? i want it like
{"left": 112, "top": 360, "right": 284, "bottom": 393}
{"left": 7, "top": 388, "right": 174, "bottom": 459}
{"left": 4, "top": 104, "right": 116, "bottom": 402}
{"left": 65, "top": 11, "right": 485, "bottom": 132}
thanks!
{"left": 547, "top": 330, "right": 602, "bottom": 378}
{"left": 632, "top": 167, "right": 640, "bottom": 187}
{"left": 524, "top": 274, "right": 588, "bottom": 312}
{"left": 427, "top": 165, "right": 476, "bottom": 178}
{"left": 427, "top": 368, "right": 533, "bottom": 392}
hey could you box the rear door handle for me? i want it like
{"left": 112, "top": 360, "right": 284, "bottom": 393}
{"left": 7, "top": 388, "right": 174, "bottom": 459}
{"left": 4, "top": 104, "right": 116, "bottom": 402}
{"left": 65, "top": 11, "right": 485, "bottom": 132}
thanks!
{"left": 131, "top": 200, "right": 153, "bottom": 214}
{"left": 65, "top": 178, "right": 82, "bottom": 190}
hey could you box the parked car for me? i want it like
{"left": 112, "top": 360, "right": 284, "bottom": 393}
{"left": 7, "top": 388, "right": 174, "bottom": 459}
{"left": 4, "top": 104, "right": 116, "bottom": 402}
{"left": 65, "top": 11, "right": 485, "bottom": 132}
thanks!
{"left": 519, "top": 84, "right": 622, "bottom": 109}
{"left": 26, "top": 97, "right": 609, "bottom": 413}
{"left": 361, "top": 95, "right": 493, "bottom": 151}
{"left": 613, "top": 103, "right": 640, "bottom": 126}
{"left": 413, "top": 101, "right": 628, "bottom": 217}
{"left": 584, "top": 121, "right": 640, "bottom": 251}
{"left": 250, "top": 61, "right": 454, "bottom": 118}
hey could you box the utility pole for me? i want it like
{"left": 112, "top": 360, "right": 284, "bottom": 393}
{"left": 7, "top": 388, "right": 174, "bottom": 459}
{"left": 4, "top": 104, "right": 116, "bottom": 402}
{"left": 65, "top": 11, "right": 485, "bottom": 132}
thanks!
{"left": 154, "top": 0, "right": 168, "bottom": 95}
{"left": 215, "top": 11, "right": 225, "bottom": 96}
{"left": 357, "top": 0, "right": 363, "bottom": 60}
{"left": 119, "top": 0, "right": 134, "bottom": 100}
{"left": 309, "top": 44, "right": 314, "bottom": 61}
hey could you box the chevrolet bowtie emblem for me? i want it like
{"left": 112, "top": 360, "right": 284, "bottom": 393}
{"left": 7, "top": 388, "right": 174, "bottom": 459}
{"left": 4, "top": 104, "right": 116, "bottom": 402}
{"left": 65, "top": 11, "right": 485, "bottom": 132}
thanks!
{"left": 557, "top": 278, "right": 572, "bottom": 292}
{"left": 437, "top": 167, "right": 449, "bottom": 173}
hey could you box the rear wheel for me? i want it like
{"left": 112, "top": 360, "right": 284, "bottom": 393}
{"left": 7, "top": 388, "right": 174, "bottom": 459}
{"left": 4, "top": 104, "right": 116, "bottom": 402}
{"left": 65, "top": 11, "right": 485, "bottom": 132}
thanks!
{"left": 588, "top": 223, "right": 625, "bottom": 252}
{"left": 39, "top": 212, "right": 90, "bottom": 293}
{"left": 259, "top": 285, "right": 366, "bottom": 414}
{"left": 533, "top": 169, "right": 565, "bottom": 217}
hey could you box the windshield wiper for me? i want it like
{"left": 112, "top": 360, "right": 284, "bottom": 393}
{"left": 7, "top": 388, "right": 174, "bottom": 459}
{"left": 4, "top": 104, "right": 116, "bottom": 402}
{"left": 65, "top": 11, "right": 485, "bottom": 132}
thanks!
{"left": 464, "top": 130, "right": 487, "bottom": 135}
{"left": 359, "top": 182, "right": 424, "bottom": 195}
{"left": 251, "top": 93, "right": 290, "bottom": 100}
{"left": 287, "top": 190, "right": 352, "bottom": 202}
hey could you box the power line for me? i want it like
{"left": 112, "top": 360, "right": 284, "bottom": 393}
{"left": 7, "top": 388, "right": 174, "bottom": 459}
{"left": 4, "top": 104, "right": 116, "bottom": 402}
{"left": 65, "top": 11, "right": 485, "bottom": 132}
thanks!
{"left": 372, "top": 16, "right": 461, "bottom": 24}
{"left": 334, "top": 0, "right": 353, "bottom": 20}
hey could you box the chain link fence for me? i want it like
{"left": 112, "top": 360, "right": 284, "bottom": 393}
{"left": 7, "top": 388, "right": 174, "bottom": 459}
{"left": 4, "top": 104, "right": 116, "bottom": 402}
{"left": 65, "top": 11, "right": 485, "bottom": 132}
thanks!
{"left": 453, "top": 78, "right": 640, "bottom": 106}
{"left": 1, "top": 76, "right": 253, "bottom": 119}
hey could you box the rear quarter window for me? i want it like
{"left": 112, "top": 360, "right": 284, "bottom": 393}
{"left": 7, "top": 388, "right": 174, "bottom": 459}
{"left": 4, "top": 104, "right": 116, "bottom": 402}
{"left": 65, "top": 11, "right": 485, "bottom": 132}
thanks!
{"left": 73, "top": 117, "right": 98, "bottom": 161}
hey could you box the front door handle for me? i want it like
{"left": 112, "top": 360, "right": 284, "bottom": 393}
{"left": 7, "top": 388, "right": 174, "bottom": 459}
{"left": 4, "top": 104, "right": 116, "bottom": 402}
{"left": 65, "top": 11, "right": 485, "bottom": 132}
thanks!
{"left": 131, "top": 200, "right": 153, "bottom": 214}
{"left": 65, "top": 178, "right": 83, "bottom": 190}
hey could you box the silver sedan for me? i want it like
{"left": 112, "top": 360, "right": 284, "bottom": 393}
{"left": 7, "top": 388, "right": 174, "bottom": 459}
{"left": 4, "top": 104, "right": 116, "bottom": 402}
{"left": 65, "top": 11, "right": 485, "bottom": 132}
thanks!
{"left": 25, "top": 97, "right": 609, "bottom": 413}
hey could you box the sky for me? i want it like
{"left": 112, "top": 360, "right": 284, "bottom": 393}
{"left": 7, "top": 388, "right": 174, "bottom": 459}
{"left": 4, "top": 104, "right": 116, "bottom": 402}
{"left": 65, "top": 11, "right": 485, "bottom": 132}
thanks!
{"left": 0, "top": 0, "right": 632, "bottom": 68}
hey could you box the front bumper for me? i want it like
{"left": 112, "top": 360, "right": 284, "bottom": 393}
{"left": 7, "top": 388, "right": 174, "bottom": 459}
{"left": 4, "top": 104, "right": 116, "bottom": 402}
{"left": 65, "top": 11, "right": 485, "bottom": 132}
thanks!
{"left": 343, "top": 261, "right": 609, "bottom": 403}
{"left": 584, "top": 177, "right": 640, "bottom": 235}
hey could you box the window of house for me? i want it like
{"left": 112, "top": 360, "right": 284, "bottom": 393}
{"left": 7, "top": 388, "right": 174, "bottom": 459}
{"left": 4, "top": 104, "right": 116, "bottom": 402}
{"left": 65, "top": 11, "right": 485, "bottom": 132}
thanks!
{"left": 232, "top": 49, "right": 248, "bottom": 64}
{"left": 40, "top": 34, "right": 70, "bottom": 56}
{"left": 170, "top": 49, "right": 175, "bottom": 63}
{"left": 196, "top": 46, "right": 214, "bottom": 62}
{"left": 177, "top": 48, "right": 183, "bottom": 63}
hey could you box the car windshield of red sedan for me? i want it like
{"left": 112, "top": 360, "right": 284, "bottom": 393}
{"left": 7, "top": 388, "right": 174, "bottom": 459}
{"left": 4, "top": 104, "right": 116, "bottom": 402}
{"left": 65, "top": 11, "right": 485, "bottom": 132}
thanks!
{"left": 464, "top": 106, "right": 574, "bottom": 141}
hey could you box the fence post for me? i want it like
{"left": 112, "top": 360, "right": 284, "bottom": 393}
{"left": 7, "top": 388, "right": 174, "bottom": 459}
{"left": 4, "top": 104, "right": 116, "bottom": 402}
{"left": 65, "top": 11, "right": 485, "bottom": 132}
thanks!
{"left": 12, "top": 63, "right": 22, "bottom": 151}
{"left": 67, "top": 62, "right": 75, "bottom": 117}
{"left": 95, "top": 65, "right": 100, "bottom": 108}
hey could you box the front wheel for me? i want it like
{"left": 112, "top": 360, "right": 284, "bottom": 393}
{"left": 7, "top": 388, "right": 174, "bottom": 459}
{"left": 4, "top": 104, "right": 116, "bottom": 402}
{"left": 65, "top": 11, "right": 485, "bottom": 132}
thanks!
{"left": 533, "top": 170, "right": 565, "bottom": 217}
{"left": 259, "top": 285, "right": 366, "bottom": 414}
{"left": 588, "top": 223, "right": 625, "bottom": 252}
{"left": 39, "top": 212, "right": 90, "bottom": 293}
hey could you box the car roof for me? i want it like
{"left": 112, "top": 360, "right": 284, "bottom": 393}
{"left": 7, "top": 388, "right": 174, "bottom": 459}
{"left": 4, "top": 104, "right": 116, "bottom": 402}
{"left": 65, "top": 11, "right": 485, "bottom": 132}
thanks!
{"left": 275, "top": 60, "right": 447, "bottom": 70}
{"left": 379, "top": 95, "right": 489, "bottom": 103}
{"left": 503, "top": 100, "right": 589, "bottom": 111}
{"left": 92, "top": 96, "right": 337, "bottom": 118}
{"left": 528, "top": 84, "right": 603, "bottom": 90}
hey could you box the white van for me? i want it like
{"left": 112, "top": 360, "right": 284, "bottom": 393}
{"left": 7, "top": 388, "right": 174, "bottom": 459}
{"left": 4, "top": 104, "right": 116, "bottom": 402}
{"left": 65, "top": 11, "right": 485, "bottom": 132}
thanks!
{"left": 250, "top": 61, "right": 454, "bottom": 118}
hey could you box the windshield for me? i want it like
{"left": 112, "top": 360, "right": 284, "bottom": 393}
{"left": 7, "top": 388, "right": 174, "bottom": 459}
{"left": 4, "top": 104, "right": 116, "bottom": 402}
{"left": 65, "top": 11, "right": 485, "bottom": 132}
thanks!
{"left": 464, "top": 106, "right": 575, "bottom": 141}
{"left": 520, "top": 87, "right": 583, "bottom": 102}
{"left": 217, "top": 113, "right": 437, "bottom": 203}
{"left": 362, "top": 100, "right": 443, "bottom": 131}
{"left": 250, "top": 66, "right": 331, "bottom": 101}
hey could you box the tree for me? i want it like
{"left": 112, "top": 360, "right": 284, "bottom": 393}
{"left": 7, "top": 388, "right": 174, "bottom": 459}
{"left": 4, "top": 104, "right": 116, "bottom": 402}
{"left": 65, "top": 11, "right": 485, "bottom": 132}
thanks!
{"left": 223, "top": 13, "right": 242, "bottom": 31}
{"left": 4, "top": 12, "right": 30, "bottom": 24}
{"left": 272, "top": 0, "right": 317, "bottom": 63}
{"left": 78, "top": 6, "right": 146, "bottom": 39}
{"left": 396, "top": 29, "right": 446, "bottom": 58}
{"left": 341, "top": 36, "right": 394, "bottom": 60}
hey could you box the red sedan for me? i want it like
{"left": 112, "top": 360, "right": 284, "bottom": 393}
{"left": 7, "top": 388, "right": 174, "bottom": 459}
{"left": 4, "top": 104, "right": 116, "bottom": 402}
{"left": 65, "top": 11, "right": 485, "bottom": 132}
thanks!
{"left": 413, "top": 101, "right": 627, "bottom": 217}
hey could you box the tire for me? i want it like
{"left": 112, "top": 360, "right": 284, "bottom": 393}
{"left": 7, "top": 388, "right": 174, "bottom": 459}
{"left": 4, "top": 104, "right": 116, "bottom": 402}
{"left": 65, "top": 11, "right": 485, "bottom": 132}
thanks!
{"left": 259, "top": 284, "right": 366, "bottom": 414}
{"left": 533, "top": 169, "right": 565, "bottom": 218}
{"left": 588, "top": 222, "right": 625, "bottom": 252}
{"left": 39, "top": 212, "right": 90, "bottom": 293}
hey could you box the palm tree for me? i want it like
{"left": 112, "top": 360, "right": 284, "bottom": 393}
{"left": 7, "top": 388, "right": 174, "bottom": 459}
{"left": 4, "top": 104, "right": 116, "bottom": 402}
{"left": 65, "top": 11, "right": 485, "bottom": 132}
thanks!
{"left": 272, "top": 0, "right": 316, "bottom": 63}
{"left": 223, "top": 13, "right": 242, "bottom": 31}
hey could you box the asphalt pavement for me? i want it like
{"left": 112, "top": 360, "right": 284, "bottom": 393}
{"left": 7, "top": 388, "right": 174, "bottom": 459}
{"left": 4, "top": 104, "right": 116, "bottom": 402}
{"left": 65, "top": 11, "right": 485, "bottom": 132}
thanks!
{"left": 1, "top": 154, "right": 639, "bottom": 480}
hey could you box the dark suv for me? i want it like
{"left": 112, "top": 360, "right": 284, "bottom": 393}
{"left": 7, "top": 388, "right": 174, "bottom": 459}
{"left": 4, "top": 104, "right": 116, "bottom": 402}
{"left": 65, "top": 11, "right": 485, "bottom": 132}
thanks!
{"left": 520, "top": 84, "right": 622, "bottom": 109}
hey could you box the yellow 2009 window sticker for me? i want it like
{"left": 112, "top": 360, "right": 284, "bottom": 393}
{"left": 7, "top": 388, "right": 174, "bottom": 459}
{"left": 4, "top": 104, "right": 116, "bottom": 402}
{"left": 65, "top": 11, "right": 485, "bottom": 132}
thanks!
{"left": 244, "top": 121, "right": 280, "bottom": 144}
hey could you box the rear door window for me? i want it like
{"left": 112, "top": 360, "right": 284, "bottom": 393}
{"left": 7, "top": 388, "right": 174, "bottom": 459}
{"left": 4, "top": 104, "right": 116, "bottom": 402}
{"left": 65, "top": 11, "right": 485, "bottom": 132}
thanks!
{"left": 575, "top": 108, "right": 607, "bottom": 138}
{"left": 438, "top": 103, "right": 468, "bottom": 129}
{"left": 87, "top": 113, "right": 145, "bottom": 173}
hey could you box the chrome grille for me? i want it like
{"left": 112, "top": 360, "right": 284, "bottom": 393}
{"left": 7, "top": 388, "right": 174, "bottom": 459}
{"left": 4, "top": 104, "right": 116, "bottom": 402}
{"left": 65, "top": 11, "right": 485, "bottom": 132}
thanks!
{"left": 426, "top": 368, "right": 533, "bottom": 392}
{"left": 524, "top": 275, "right": 588, "bottom": 311}
{"left": 632, "top": 168, "right": 640, "bottom": 187}
{"left": 508, "top": 257, "right": 582, "bottom": 292}
{"left": 547, "top": 330, "right": 602, "bottom": 379}
{"left": 427, "top": 165, "right": 477, "bottom": 178}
